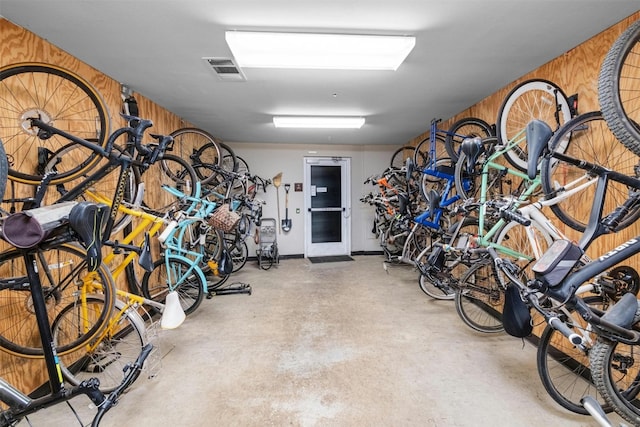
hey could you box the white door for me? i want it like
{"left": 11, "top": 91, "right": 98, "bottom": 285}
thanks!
{"left": 304, "top": 157, "right": 351, "bottom": 257}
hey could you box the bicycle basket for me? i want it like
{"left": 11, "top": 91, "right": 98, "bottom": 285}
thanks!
{"left": 208, "top": 204, "right": 240, "bottom": 232}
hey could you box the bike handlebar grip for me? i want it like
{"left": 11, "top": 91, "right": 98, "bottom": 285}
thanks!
{"left": 158, "top": 219, "right": 178, "bottom": 243}
{"left": 548, "top": 317, "right": 584, "bottom": 347}
{"left": 500, "top": 209, "right": 531, "bottom": 226}
{"left": 69, "top": 202, "right": 109, "bottom": 272}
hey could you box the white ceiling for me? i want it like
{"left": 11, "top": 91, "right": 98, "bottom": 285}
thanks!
{"left": 1, "top": 1, "right": 638, "bottom": 146}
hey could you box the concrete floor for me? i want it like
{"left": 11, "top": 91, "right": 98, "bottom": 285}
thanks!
{"left": 24, "top": 255, "right": 625, "bottom": 426}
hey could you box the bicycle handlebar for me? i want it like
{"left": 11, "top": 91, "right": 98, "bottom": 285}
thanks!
{"left": 91, "top": 343, "right": 153, "bottom": 426}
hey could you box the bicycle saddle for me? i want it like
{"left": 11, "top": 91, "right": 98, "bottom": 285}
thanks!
{"left": 68, "top": 201, "right": 109, "bottom": 272}
{"left": 601, "top": 292, "right": 639, "bottom": 329}
{"left": 426, "top": 189, "right": 441, "bottom": 219}
{"left": 460, "top": 137, "right": 484, "bottom": 173}
{"left": 525, "top": 119, "right": 553, "bottom": 179}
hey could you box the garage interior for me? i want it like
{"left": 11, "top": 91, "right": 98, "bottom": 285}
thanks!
{"left": 1, "top": 2, "right": 640, "bottom": 426}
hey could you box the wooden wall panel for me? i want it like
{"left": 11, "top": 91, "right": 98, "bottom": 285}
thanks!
{"left": 411, "top": 11, "right": 640, "bottom": 276}
{"left": 2, "top": 9, "right": 640, "bottom": 398}
{"left": 0, "top": 18, "right": 195, "bottom": 396}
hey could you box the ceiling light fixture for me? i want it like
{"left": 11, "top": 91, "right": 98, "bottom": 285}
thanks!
{"left": 226, "top": 31, "right": 415, "bottom": 71}
{"left": 273, "top": 116, "right": 365, "bottom": 129}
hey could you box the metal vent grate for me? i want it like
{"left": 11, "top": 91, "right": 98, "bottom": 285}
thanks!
{"left": 203, "top": 57, "right": 246, "bottom": 81}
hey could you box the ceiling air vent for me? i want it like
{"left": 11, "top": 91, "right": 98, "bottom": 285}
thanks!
{"left": 203, "top": 57, "right": 246, "bottom": 82}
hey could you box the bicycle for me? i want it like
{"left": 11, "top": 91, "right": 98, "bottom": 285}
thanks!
{"left": 0, "top": 197, "right": 152, "bottom": 426}
{"left": 449, "top": 118, "right": 636, "bottom": 331}
{"left": 457, "top": 120, "right": 640, "bottom": 418}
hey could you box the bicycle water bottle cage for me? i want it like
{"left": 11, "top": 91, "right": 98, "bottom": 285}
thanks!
{"left": 460, "top": 137, "right": 484, "bottom": 173}
{"left": 68, "top": 201, "right": 109, "bottom": 272}
{"left": 525, "top": 119, "right": 553, "bottom": 179}
{"left": 531, "top": 240, "right": 583, "bottom": 287}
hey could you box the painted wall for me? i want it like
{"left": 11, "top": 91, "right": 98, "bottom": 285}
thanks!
{"left": 227, "top": 142, "right": 398, "bottom": 256}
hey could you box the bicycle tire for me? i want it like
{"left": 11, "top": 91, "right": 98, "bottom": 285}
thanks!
{"left": 494, "top": 219, "right": 553, "bottom": 279}
{"left": 540, "top": 111, "right": 640, "bottom": 232}
{"left": 0, "top": 63, "right": 110, "bottom": 185}
{"left": 444, "top": 117, "right": 494, "bottom": 162}
{"left": 417, "top": 217, "right": 482, "bottom": 300}
{"left": 0, "top": 243, "right": 115, "bottom": 358}
{"left": 390, "top": 145, "right": 415, "bottom": 170}
{"left": 413, "top": 135, "right": 447, "bottom": 170}
{"left": 537, "top": 296, "right": 613, "bottom": 415}
{"left": 224, "top": 234, "right": 248, "bottom": 273}
{"left": 141, "top": 257, "right": 205, "bottom": 316}
{"left": 454, "top": 259, "right": 505, "bottom": 333}
{"left": 496, "top": 79, "right": 572, "bottom": 172}
{"left": 139, "top": 153, "right": 197, "bottom": 215}
{"left": 0, "top": 138, "right": 7, "bottom": 202}
{"left": 599, "top": 19, "right": 640, "bottom": 156}
{"left": 419, "top": 158, "right": 455, "bottom": 202}
{"left": 590, "top": 334, "right": 640, "bottom": 425}
{"left": 169, "top": 127, "right": 222, "bottom": 185}
{"left": 54, "top": 297, "right": 148, "bottom": 393}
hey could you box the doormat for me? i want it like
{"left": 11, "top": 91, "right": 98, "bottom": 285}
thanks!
{"left": 308, "top": 255, "right": 354, "bottom": 263}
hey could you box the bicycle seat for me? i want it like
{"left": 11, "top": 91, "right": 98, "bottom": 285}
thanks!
{"left": 601, "top": 292, "right": 639, "bottom": 329}
{"left": 525, "top": 119, "right": 553, "bottom": 179}
{"left": 460, "top": 137, "right": 484, "bottom": 173}
{"left": 426, "top": 189, "right": 441, "bottom": 219}
{"left": 1, "top": 201, "right": 107, "bottom": 271}
{"left": 68, "top": 202, "right": 109, "bottom": 272}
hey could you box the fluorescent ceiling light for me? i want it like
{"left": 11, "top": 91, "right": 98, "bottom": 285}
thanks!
{"left": 273, "top": 116, "right": 365, "bottom": 129}
{"left": 226, "top": 31, "right": 415, "bottom": 70}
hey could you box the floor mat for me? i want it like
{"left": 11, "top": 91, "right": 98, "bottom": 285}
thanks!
{"left": 308, "top": 255, "right": 354, "bottom": 263}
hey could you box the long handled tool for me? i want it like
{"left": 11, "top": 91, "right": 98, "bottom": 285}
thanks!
{"left": 282, "top": 183, "right": 292, "bottom": 232}
{"left": 273, "top": 172, "right": 282, "bottom": 234}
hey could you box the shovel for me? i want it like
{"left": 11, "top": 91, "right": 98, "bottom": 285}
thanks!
{"left": 282, "top": 183, "right": 292, "bottom": 232}
{"left": 273, "top": 172, "right": 282, "bottom": 234}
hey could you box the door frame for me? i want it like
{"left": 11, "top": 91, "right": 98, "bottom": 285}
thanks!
{"left": 303, "top": 157, "right": 351, "bottom": 257}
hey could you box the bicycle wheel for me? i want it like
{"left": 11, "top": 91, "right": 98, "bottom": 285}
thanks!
{"left": 139, "top": 154, "right": 197, "bottom": 215}
{"left": 141, "top": 257, "right": 205, "bottom": 316}
{"left": 537, "top": 296, "right": 613, "bottom": 415}
{"left": 417, "top": 218, "right": 482, "bottom": 300}
{"left": 541, "top": 111, "right": 640, "bottom": 232}
{"left": 0, "top": 63, "right": 110, "bottom": 185}
{"left": 494, "top": 219, "right": 554, "bottom": 279}
{"left": 0, "top": 138, "right": 7, "bottom": 202}
{"left": 454, "top": 259, "right": 505, "bottom": 333}
{"left": 224, "top": 234, "right": 248, "bottom": 273}
{"left": 54, "top": 297, "right": 147, "bottom": 393}
{"left": 413, "top": 135, "right": 447, "bottom": 170}
{"left": 169, "top": 127, "right": 222, "bottom": 185}
{"left": 496, "top": 79, "right": 572, "bottom": 172}
{"left": 390, "top": 145, "right": 415, "bottom": 169}
{"left": 590, "top": 335, "right": 640, "bottom": 425}
{"left": 444, "top": 117, "right": 494, "bottom": 162}
{"left": 0, "top": 243, "right": 115, "bottom": 358}
{"left": 599, "top": 19, "right": 640, "bottom": 156}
